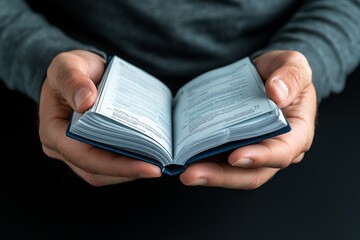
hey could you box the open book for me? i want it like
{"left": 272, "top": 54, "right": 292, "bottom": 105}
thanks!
{"left": 66, "top": 55, "right": 291, "bottom": 175}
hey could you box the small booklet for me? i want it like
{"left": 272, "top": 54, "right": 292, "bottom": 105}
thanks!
{"left": 66, "top": 55, "right": 291, "bottom": 175}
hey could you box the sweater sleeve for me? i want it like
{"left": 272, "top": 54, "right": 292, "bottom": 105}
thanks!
{"left": 0, "top": 0, "right": 106, "bottom": 102}
{"left": 253, "top": 0, "right": 360, "bottom": 103}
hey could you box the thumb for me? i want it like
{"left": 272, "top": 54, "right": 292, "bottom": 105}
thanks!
{"left": 53, "top": 68, "right": 98, "bottom": 113}
{"left": 264, "top": 54, "right": 312, "bottom": 108}
{"left": 71, "top": 73, "right": 98, "bottom": 112}
{"left": 47, "top": 51, "right": 105, "bottom": 113}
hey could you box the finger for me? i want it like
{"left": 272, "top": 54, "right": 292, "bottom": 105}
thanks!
{"left": 180, "top": 162, "right": 279, "bottom": 189}
{"left": 228, "top": 137, "right": 304, "bottom": 169}
{"left": 66, "top": 161, "right": 135, "bottom": 186}
{"left": 293, "top": 152, "right": 305, "bottom": 164}
{"left": 228, "top": 115, "right": 314, "bottom": 169}
{"left": 56, "top": 132, "right": 162, "bottom": 179}
{"left": 266, "top": 73, "right": 310, "bottom": 108}
{"left": 254, "top": 51, "right": 313, "bottom": 108}
{"left": 228, "top": 99, "right": 315, "bottom": 169}
{"left": 45, "top": 133, "right": 163, "bottom": 179}
{"left": 47, "top": 51, "right": 106, "bottom": 112}
{"left": 43, "top": 134, "right": 162, "bottom": 180}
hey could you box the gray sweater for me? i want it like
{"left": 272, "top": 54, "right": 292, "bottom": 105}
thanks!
{"left": 1, "top": 0, "right": 360, "bottom": 102}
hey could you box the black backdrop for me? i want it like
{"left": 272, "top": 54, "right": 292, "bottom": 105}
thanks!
{"left": 1, "top": 66, "right": 359, "bottom": 240}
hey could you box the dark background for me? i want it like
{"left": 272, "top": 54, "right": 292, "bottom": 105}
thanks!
{"left": 0, "top": 66, "right": 359, "bottom": 240}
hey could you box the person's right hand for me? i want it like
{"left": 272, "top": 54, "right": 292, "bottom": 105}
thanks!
{"left": 38, "top": 50, "right": 162, "bottom": 186}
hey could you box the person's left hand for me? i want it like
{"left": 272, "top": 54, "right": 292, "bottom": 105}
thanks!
{"left": 180, "top": 50, "right": 317, "bottom": 189}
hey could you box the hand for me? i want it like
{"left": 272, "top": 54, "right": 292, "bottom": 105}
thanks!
{"left": 180, "top": 50, "right": 317, "bottom": 189}
{"left": 38, "top": 50, "right": 161, "bottom": 186}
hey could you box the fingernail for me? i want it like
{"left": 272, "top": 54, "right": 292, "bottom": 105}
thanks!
{"left": 189, "top": 178, "right": 208, "bottom": 186}
{"left": 74, "top": 88, "right": 91, "bottom": 108}
{"left": 272, "top": 78, "right": 288, "bottom": 101}
{"left": 234, "top": 157, "right": 252, "bottom": 167}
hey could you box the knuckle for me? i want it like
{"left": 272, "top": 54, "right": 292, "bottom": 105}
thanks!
{"left": 280, "top": 51, "right": 313, "bottom": 91}
{"left": 41, "top": 145, "right": 56, "bottom": 159}
{"left": 247, "top": 175, "right": 266, "bottom": 190}
{"left": 293, "top": 153, "right": 305, "bottom": 164}
{"left": 245, "top": 168, "right": 278, "bottom": 190}
{"left": 58, "top": 69, "right": 81, "bottom": 90}
{"left": 264, "top": 141, "right": 292, "bottom": 169}
{"left": 38, "top": 127, "right": 49, "bottom": 149}
{"left": 287, "top": 67, "right": 303, "bottom": 92}
{"left": 303, "top": 140, "right": 313, "bottom": 153}
{"left": 278, "top": 141, "right": 293, "bottom": 169}
{"left": 279, "top": 159, "right": 292, "bottom": 169}
{"left": 48, "top": 53, "right": 83, "bottom": 91}
{"left": 38, "top": 127, "right": 65, "bottom": 161}
{"left": 298, "top": 120, "right": 315, "bottom": 153}
{"left": 280, "top": 155, "right": 292, "bottom": 169}
{"left": 83, "top": 173, "right": 104, "bottom": 187}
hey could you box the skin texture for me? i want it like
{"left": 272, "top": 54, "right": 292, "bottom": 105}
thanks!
{"left": 39, "top": 50, "right": 317, "bottom": 188}
{"left": 180, "top": 50, "right": 317, "bottom": 189}
{"left": 39, "top": 50, "right": 162, "bottom": 186}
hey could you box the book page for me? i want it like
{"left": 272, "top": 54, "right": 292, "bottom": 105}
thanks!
{"left": 94, "top": 56, "right": 173, "bottom": 156}
{"left": 173, "top": 57, "right": 274, "bottom": 157}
